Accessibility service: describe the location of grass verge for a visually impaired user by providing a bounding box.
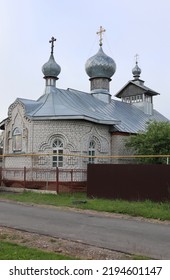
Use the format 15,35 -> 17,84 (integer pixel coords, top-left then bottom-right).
0,191 -> 170,220
0,240 -> 150,260
0,241 -> 74,260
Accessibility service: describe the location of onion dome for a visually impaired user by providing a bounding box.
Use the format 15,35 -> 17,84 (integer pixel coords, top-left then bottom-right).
42,53 -> 61,79
42,37 -> 61,80
132,61 -> 141,79
85,46 -> 116,79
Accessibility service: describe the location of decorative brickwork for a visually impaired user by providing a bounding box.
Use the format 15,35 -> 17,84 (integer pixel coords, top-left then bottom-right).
111,133 -> 134,164
3,102 -> 113,169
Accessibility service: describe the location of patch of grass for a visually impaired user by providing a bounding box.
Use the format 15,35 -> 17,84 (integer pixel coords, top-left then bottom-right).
85,198 -> 170,220
85,196 -> 170,221
132,255 -> 152,260
0,240 -> 150,260
0,191 -> 170,220
0,191 -> 85,207
0,241 -> 74,260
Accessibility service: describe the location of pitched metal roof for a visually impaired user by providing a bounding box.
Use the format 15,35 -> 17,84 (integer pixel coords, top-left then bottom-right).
108,99 -> 168,133
15,86 -> 169,134
19,87 -> 119,125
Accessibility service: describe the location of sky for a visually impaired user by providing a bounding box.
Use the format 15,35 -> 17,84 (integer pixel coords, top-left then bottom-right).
0,0 -> 170,122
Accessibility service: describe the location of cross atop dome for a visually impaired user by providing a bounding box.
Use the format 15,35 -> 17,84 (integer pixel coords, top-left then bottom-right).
85,27 -> 116,103
49,36 -> 56,54
134,53 -> 139,65
132,54 -> 141,80
96,26 -> 106,46
42,36 -> 61,84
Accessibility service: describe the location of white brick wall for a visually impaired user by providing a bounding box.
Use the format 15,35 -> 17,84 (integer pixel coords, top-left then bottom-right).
111,133 -> 134,164
31,120 -> 111,169
3,101 -> 135,169
4,102 -> 112,169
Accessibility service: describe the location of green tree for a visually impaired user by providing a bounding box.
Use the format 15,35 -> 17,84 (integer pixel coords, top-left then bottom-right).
125,121 -> 170,164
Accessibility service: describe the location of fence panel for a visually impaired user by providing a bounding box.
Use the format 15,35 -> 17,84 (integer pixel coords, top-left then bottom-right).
87,164 -> 170,201
0,167 -> 87,192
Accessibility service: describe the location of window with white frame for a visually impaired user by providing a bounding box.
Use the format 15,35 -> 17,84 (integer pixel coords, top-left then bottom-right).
52,139 -> 63,167
12,128 -> 22,152
88,140 -> 96,164
125,97 -> 130,103
136,95 -> 143,102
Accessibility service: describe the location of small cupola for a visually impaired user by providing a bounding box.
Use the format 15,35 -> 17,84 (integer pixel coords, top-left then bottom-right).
115,55 -> 160,115
132,60 -> 141,80
85,26 -> 116,103
42,37 -> 61,88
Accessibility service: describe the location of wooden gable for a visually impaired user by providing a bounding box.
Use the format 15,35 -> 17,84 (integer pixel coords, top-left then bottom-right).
116,82 -> 145,98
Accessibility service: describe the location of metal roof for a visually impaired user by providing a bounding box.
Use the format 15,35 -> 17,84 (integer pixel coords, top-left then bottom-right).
19,87 -> 119,125
15,86 -> 169,134
108,99 -> 168,133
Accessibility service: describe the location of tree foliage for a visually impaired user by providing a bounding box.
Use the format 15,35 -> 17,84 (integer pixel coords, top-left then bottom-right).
125,121 -> 170,164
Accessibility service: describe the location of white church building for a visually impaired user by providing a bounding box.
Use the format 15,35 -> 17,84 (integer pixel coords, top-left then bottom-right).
0,28 -> 169,171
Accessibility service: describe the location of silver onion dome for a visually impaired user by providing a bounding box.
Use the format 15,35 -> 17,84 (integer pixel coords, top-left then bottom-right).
42,53 -> 61,79
132,61 -> 141,79
85,47 -> 116,79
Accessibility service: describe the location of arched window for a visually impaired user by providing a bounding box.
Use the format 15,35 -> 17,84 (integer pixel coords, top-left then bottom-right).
88,140 -> 95,164
12,128 -> 22,152
52,139 -> 63,167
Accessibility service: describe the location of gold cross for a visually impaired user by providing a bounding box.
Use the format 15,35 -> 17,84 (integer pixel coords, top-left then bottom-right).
96,26 -> 106,46
49,36 -> 56,54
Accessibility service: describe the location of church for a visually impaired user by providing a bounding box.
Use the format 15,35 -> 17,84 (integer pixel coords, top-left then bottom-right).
0,27 -> 169,171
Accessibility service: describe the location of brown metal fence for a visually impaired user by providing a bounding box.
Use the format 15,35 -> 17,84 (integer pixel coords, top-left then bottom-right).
1,153 -> 170,197
0,167 -> 87,193
87,164 -> 170,201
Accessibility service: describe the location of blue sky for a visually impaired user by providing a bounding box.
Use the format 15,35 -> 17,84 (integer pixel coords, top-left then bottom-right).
0,0 -> 170,121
